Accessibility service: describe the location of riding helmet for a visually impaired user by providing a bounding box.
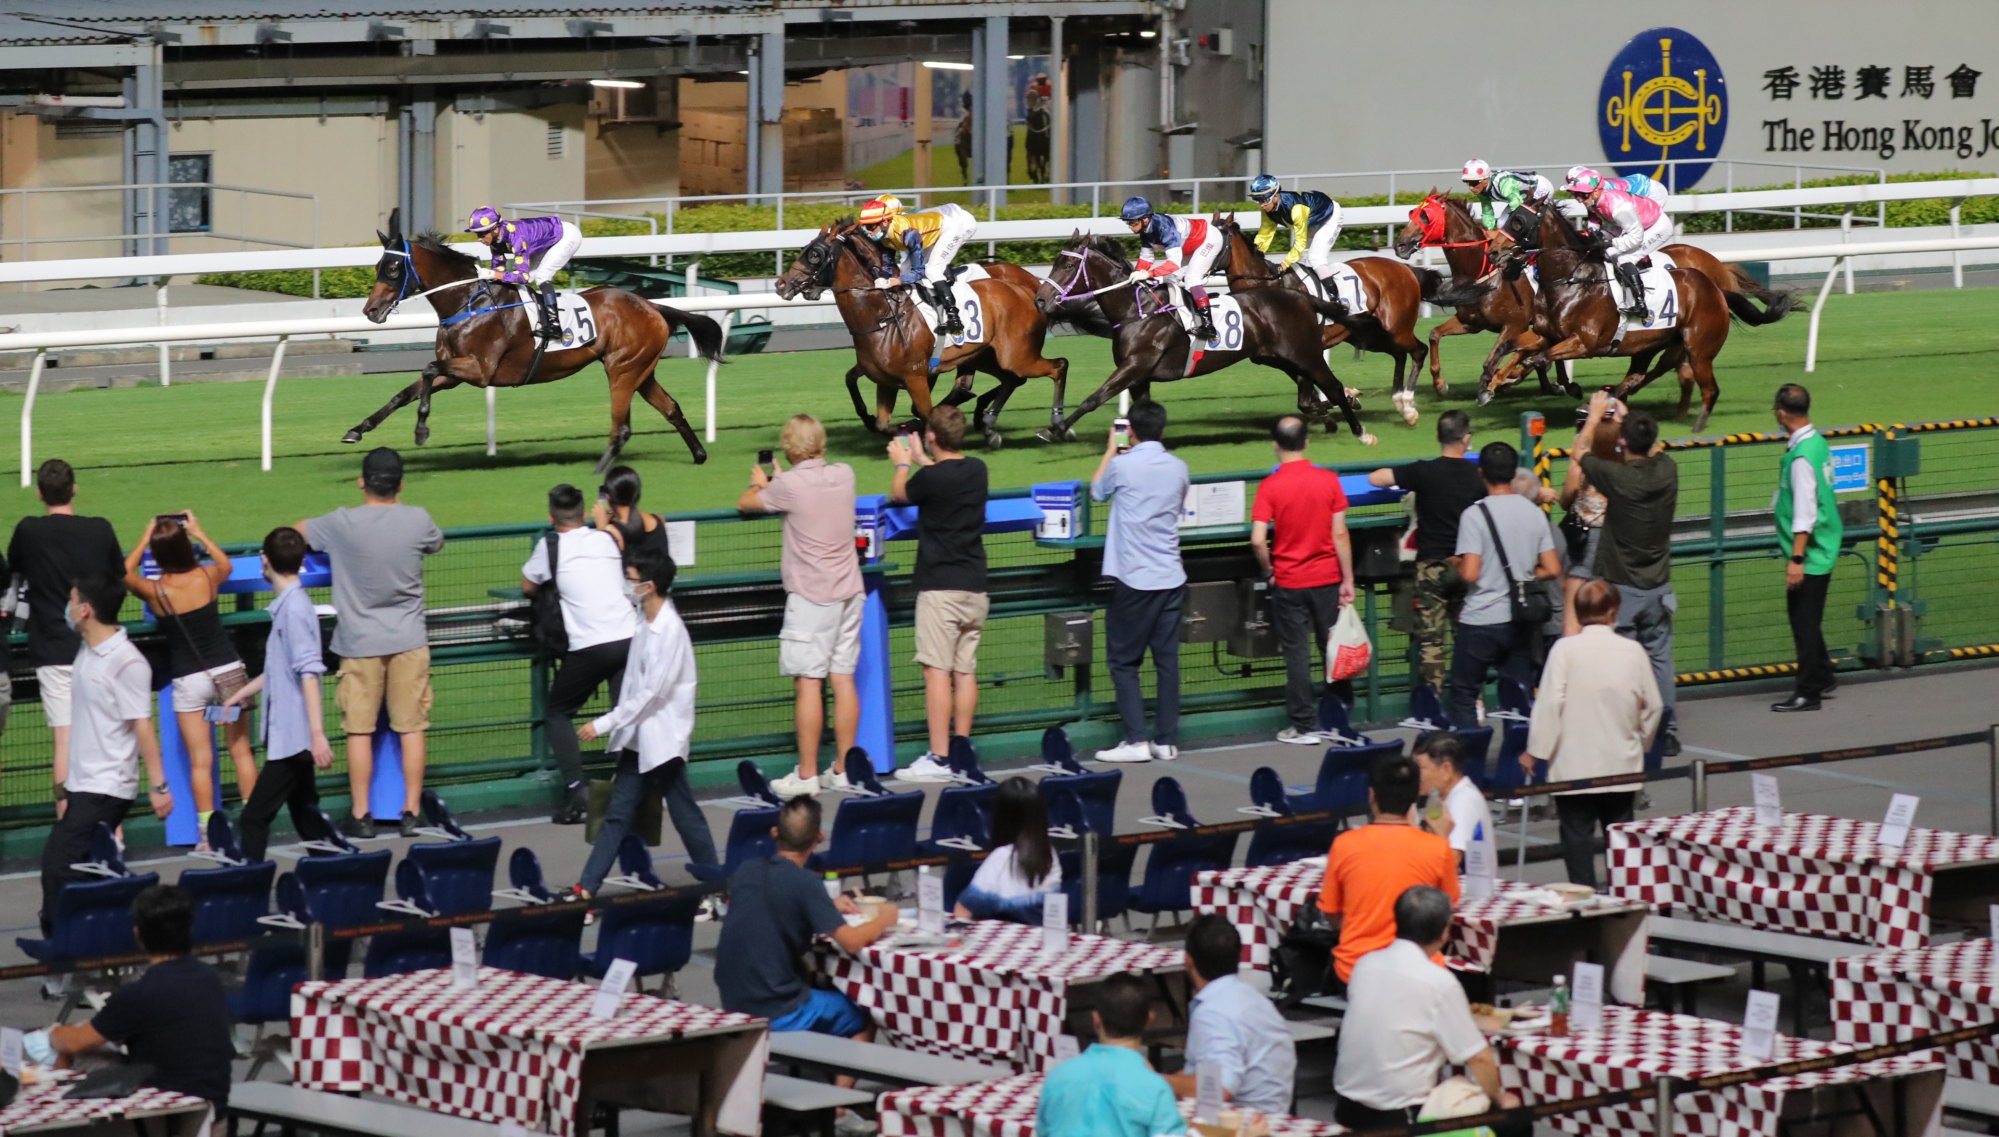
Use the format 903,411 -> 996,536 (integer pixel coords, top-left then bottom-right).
1459,158 -> 1491,184
1119,196 -> 1154,223
464,206 -> 503,233
1248,174 -> 1281,201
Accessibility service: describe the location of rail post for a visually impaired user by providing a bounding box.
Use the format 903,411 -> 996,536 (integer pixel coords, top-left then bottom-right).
1654,1074 -> 1677,1137
258,334 -> 290,471
1803,255 -> 1844,373
19,348 -> 45,488
1950,199 -> 1966,289
307,921 -> 326,982
1988,724 -> 1997,837
484,387 -> 498,457
1522,413 -> 1549,509
1708,446 -> 1728,669
1690,758 -> 1708,814
1081,830 -> 1100,934
1872,427 -> 1902,665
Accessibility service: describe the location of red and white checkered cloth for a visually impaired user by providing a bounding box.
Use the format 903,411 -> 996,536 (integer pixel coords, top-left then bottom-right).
817,921 -> 1183,1072
1607,807 -> 1999,949
292,967 -> 764,1135
1832,938 -> 1999,1084
1191,863 -> 1644,976
0,1072 -> 209,1134
877,1073 -> 1347,1137
1501,1005 -> 1942,1137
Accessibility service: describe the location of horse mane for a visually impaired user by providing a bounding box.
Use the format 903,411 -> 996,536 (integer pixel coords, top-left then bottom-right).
1537,199 -> 1584,249
409,232 -> 477,266
1086,235 -> 1132,272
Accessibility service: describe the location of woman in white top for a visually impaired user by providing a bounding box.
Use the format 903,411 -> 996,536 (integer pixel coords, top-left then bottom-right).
953,777 -> 1062,923
1520,579 -> 1662,888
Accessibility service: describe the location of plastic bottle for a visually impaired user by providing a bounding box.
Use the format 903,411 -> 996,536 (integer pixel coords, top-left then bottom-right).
824,871 -> 842,901
1550,975 -> 1571,1037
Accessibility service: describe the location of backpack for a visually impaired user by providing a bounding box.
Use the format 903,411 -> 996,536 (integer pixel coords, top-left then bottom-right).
527,531 -> 568,658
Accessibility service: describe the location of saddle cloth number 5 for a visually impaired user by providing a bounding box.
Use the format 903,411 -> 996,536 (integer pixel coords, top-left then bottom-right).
569,301 -> 596,344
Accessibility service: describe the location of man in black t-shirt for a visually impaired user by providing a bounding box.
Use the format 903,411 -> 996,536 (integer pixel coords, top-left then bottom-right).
1369,411 -> 1485,692
888,406 -> 988,781
49,884 -> 234,1110
7,459 -> 124,803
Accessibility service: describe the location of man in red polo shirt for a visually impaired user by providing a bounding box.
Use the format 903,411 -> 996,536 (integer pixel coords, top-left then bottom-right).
1251,415 -> 1356,744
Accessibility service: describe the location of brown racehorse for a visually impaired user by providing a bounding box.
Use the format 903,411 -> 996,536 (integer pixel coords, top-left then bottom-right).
1213,214 -> 1434,426
352,208 -> 720,471
1484,203 -> 1731,432
1033,232 -> 1375,445
773,219 -> 1068,447
1393,191 -> 1568,398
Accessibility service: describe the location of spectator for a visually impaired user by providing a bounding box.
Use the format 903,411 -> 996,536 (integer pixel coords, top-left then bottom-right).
1558,410 -> 1610,637
1449,442 -> 1560,727
1317,752 -> 1459,986
1035,972 -> 1185,1137
8,459 -> 122,803
1333,886 -> 1523,1132
574,546 -> 720,894
1577,392 -> 1680,753
523,484 -> 637,824
1771,383 -> 1842,713
1024,90 -> 1052,183
223,528 -> 335,862
47,884 -> 233,1111
1412,731 -> 1493,869
1251,415 -> 1355,745
953,776 -> 1062,922
1369,410 -> 1483,691
301,447 -> 444,840
1523,580 -> 1662,888
888,406 -> 988,782
1163,915 -> 1297,1116
121,512 -> 253,843
594,465 -> 672,560
40,575 -> 171,937
715,795 -> 895,1136
1089,400 -> 1190,764
740,416 -> 865,797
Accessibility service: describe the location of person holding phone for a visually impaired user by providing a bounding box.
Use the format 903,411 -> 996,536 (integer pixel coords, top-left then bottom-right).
1088,400 -> 1188,763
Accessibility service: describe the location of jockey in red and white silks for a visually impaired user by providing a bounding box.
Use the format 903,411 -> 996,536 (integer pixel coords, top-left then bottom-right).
1120,196 -> 1226,341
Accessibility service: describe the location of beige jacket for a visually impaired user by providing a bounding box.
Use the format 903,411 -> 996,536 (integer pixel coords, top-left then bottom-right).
1526,625 -> 1662,795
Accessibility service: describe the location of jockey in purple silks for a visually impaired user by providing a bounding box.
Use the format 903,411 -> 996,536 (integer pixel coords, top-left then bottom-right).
464,207 -> 584,340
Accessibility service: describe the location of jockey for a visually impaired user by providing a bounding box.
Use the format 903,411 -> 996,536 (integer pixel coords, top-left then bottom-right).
464,206 -> 583,341
1119,195 -> 1225,341
1565,171 -> 1676,318
1460,159 -> 1554,234
1247,174 -> 1345,296
858,194 -> 979,337
1566,165 -> 1669,207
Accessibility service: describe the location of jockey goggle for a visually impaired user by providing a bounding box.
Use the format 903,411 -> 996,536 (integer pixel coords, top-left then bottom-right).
1124,216 -> 1150,233
1256,195 -> 1283,212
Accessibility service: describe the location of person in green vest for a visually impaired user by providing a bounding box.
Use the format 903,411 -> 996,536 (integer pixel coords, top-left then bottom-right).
1771,383 -> 1842,712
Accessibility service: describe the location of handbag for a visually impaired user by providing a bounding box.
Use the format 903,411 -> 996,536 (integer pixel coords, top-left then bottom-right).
155,582 -> 249,705
1558,509 -> 1591,564
1477,502 -> 1554,629
527,530 -> 569,659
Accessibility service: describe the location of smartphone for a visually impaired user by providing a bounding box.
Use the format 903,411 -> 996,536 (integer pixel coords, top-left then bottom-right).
1112,417 -> 1132,453
204,704 -> 241,724
156,512 -> 189,525
757,448 -> 774,466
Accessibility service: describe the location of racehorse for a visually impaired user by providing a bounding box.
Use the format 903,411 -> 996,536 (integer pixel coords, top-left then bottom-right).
353,208 -> 722,472
1482,203 -> 1731,432
773,219 -> 1068,447
1033,231 -> 1375,445
1213,213 -> 1434,426
1392,191 -> 1565,398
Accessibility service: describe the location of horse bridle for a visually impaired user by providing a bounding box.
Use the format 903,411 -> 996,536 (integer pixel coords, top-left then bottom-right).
1409,200 -> 1492,275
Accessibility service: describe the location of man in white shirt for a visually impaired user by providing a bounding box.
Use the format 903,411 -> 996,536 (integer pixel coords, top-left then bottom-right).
1164,915 -> 1296,1116
1334,886 -> 1522,1132
572,546 -> 718,895
39,575 -> 171,935
1412,732 -> 1494,870
523,484 -> 639,824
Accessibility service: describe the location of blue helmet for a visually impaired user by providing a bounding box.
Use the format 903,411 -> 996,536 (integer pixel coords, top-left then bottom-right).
1119,196 -> 1154,223
1248,175 -> 1280,201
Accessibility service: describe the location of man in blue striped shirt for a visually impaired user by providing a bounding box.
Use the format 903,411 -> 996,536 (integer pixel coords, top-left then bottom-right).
225,527 -> 333,861
1089,400 -> 1190,764
1165,915 -> 1297,1116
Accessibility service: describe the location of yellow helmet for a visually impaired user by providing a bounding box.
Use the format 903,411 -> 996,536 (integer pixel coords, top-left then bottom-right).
875,194 -> 907,216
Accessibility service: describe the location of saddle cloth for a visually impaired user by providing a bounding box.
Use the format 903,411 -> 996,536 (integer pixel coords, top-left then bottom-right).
1615,252 -> 1680,332
516,287 -> 600,347
912,263 -> 992,346
1315,262 -> 1369,317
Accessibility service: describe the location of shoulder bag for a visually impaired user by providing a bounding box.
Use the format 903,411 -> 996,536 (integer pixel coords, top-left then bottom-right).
155,578 -> 249,705
1477,501 -> 1554,629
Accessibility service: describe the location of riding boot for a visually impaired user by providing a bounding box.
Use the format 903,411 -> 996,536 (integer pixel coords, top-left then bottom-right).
1614,262 -> 1648,318
536,282 -> 562,340
932,281 -> 964,337
1191,294 -> 1218,342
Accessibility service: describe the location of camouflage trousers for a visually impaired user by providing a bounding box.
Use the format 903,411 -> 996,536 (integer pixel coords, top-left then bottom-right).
1412,558 -> 1464,690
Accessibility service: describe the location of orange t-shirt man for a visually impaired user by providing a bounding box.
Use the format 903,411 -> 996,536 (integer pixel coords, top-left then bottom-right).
1318,820 -> 1460,983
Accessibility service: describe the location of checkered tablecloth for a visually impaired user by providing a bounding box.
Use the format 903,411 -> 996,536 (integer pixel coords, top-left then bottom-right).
816,920 -> 1183,1072
1501,1005 -> 1943,1137
1192,863 -> 1646,979
1832,938 -> 1999,1084
292,967 -> 767,1136
0,1072 -> 209,1135
877,1073 -> 1347,1137
1607,807 -> 1999,949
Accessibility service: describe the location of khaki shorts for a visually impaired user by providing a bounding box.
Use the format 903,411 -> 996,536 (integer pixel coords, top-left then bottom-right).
913,590 -> 988,674
336,647 -> 433,735
779,593 -> 864,680
36,665 -> 72,728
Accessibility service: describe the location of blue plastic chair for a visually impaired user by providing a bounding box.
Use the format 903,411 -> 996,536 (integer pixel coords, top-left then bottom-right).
609,833 -> 667,890
403,837 -> 501,916
286,848 -> 392,977
1034,726 -> 1084,774
1129,829 -> 1241,927
1048,789 -> 1135,929
1296,739 -> 1402,815
484,908 -> 586,981
1495,677 -> 1534,721
362,926 -> 453,978
1404,683 -> 1449,730
815,790 -> 924,872
1142,777 -> 1199,829
229,938 -> 312,1078
581,894 -> 702,995
202,811 -> 248,864
179,860 -> 276,945
690,805 -> 780,883
1314,693 -> 1373,746
503,847 -> 558,904
1037,769 -> 1121,837
736,760 -> 783,807
1452,726 -> 1496,788
946,735 -> 992,785
1244,769 -> 1340,867
18,872 -> 160,962
921,783 -> 999,854
843,747 -> 889,796
1488,721 -> 1547,796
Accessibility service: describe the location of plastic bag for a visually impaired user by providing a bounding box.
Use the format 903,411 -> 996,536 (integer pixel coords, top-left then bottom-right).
1327,604 -> 1373,682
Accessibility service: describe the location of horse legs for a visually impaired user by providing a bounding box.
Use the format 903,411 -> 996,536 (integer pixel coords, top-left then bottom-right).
1686,354 -> 1719,434
414,358 -> 475,447
970,372 -> 1026,449
844,366 -> 878,433
1475,335 -> 1521,406
632,373 -> 709,466
1039,361 -> 1151,442
592,374 -> 641,476
872,381 -> 902,435
1427,315 -> 1471,394
342,379 -> 424,444
1296,359 -> 1374,445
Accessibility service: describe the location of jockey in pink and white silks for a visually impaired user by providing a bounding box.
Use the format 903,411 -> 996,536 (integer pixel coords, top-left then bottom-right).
465,206 -> 584,340
1565,172 -> 1676,318
1566,165 -> 1669,208
1120,196 -> 1226,341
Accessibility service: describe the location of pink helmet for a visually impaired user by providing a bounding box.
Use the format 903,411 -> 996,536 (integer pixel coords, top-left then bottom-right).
1566,165 -> 1601,185
1564,172 -> 1603,196
1460,158 -> 1492,184
464,205 -> 504,233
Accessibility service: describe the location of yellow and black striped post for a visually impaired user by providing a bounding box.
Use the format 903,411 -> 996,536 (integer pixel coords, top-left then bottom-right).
1876,428 -> 1901,612
1523,412 -> 1550,512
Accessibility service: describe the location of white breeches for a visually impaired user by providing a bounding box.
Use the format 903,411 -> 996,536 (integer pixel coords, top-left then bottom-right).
1613,215 -> 1677,265
1175,224 -> 1227,288
1303,210 -> 1344,277
527,221 -> 584,286
919,203 -> 978,285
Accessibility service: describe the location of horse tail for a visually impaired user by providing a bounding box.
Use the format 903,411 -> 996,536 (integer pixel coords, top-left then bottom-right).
1411,266 -> 1447,302
1308,296 -> 1354,325
1429,278 -> 1494,310
1719,273 -> 1798,326
665,307 -> 727,362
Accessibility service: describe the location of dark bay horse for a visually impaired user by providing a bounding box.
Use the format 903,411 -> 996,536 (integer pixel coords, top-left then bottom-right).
1033,232 -> 1375,445
1393,191 -> 1565,398
773,219 -> 1068,447
353,208 -> 722,471
1213,214 -> 1434,426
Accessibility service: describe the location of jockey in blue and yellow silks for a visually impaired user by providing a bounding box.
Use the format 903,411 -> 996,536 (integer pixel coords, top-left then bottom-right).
1248,174 -> 1346,293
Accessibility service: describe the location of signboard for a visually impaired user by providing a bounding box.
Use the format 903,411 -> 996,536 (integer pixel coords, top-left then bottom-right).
1830,445 -> 1871,494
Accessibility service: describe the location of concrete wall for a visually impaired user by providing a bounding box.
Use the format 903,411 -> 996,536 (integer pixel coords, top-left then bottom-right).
165,114 -> 395,248
0,115 -> 126,261
585,126 -> 681,208
438,103 -> 586,225
1266,0 -> 1999,193
1171,0 -> 1267,184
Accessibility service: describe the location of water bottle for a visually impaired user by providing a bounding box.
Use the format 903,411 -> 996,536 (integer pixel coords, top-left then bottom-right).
824,871 -> 842,901
1550,975 -> 1571,1037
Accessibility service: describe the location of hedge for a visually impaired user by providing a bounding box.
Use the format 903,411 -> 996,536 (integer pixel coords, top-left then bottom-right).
197,171 -> 1997,300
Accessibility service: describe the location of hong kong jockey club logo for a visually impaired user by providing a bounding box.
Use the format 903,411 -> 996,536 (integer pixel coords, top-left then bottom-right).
1600,27 -> 1728,191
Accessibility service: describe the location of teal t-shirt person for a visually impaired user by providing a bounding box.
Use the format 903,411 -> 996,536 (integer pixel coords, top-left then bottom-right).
1774,426 -> 1841,575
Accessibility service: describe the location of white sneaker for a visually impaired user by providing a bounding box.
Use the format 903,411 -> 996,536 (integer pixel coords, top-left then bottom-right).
819,767 -> 851,792
769,772 -> 819,799
1275,726 -> 1322,745
1094,740 -> 1153,764
898,755 -> 956,783
1149,742 -> 1180,761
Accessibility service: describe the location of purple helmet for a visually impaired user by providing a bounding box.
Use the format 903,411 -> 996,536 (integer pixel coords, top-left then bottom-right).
464,206 -> 503,233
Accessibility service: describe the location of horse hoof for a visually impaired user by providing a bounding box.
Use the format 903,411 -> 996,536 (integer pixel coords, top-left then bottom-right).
413,425 -> 430,447
692,448 -> 709,466
1401,406 -> 1420,427
1035,428 -> 1058,444
1062,426 -> 1079,442
985,431 -> 1004,451
1565,383 -> 1585,399
1475,389 -> 1494,407
1358,432 -> 1380,447
340,430 -> 363,445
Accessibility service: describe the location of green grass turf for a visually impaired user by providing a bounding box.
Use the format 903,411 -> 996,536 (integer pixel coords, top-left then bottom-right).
13,284 -> 1995,546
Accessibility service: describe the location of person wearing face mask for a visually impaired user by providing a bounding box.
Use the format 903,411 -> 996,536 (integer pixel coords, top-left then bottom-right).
570,546 -> 720,905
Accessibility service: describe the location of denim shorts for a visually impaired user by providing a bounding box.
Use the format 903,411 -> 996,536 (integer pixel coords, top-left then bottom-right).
769,988 -> 868,1037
